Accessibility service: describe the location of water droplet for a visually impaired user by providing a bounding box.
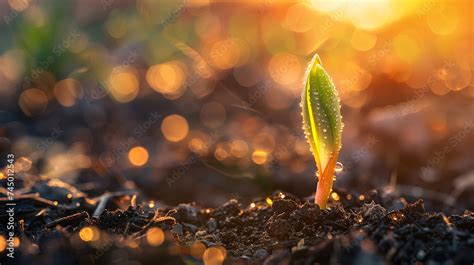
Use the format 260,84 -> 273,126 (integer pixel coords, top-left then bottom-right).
335,162 -> 343,173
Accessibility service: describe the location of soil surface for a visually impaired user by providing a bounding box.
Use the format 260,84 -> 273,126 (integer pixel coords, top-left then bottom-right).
2,180 -> 473,265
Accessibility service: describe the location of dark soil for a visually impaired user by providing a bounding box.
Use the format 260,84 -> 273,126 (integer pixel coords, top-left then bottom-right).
2,181 -> 473,265
165,191 -> 474,265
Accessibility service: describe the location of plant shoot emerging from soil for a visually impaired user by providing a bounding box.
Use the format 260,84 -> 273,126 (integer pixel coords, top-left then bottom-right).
301,54 -> 343,209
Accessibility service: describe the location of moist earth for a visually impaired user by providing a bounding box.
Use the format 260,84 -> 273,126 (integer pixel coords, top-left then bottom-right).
3,186 -> 473,265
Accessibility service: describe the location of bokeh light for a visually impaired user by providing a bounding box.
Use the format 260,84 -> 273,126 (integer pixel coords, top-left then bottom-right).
209,39 -> 241,70
146,227 -> 165,246
252,150 -> 267,165
161,114 -> 189,142
79,227 -> 100,242
19,88 -> 48,117
147,61 -> 186,99
191,242 -> 206,259
203,246 -> 226,265
108,68 -> 140,103
54,78 -> 83,107
128,146 -> 149,166
230,140 -> 249,158
0,235 -> 5,252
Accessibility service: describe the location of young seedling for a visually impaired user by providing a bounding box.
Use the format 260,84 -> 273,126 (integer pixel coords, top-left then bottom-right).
301,54 -> 343,209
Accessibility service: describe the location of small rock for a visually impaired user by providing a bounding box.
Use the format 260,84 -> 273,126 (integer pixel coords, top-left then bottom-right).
182,222 -> 198,233
402,199 -> 425,218
172,223 -> 183,236
174,204 -> 199,223
272,199 -> 298,215
266,218 -> 291,240
207,218 -> 217,232
254,249 -> 269,260
195,230 -> 207,237
360,201 -> 387,223
299,202 -> 321,224
416,249 -> 426,260
212,199 -> 241,220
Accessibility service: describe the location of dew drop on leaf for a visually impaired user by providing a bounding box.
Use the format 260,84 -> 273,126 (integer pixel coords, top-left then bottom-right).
335,162 -> 343,173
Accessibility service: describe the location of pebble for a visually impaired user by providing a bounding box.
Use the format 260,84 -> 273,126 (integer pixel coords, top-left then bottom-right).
254,249 -> 269,260
360,201 -> 387,223
195,230 -> 207,237
267,218 -> 291,240
172,223 -> 183,236
207,218 -> 217,232
182,222 -> 198,233
272,199 -> 298,215
212,199 -> 241,220
174,204 -> 198,223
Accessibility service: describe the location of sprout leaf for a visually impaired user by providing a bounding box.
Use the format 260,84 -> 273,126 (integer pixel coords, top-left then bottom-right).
301,54 -> 343,208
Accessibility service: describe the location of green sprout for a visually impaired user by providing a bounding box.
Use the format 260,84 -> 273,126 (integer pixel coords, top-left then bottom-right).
301,54 -> 343,209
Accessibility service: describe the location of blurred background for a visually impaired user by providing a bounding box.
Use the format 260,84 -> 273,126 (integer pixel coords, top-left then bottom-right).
0,0 -> 473,213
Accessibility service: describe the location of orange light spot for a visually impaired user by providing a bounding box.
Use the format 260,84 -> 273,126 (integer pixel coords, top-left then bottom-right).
188,138 -> 207,155
128,146 -> 149,166
214,147 -> 229,161
79,227 -> 100,242
203,246 -> 226,265
146,62 -> 186,99
0,235 -> 6,252
190,242 -> 206,259
161,114 -> 189,142
252,150 -> 267,165
230,140 -> 249,158
146,227 -> 165,246
13,237 -> 20,247
209,39 -> 241,69
109,68 -> 139,103
19,88 -> 48,117
54,78 -> 82,107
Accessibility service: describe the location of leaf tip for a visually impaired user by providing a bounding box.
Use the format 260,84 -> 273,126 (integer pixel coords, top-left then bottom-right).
313,53 -> 323,66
